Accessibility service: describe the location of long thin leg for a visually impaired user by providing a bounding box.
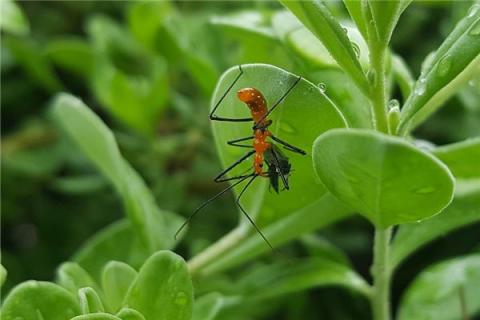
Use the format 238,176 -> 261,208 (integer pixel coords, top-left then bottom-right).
270,147 -> 289,190
236,174 -> 274,250
210,65 -> 253,122
175,174 -> 255,239
227,136 -> 253,148
214,150 -> 255,182
271,135 -> 306,155
253,75 -> 302,129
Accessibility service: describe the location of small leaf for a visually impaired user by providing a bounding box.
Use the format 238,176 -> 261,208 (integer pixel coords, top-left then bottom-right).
192,293 -> 225,320
237,258 -> 370,301
313,129 -> 455,227
391,182 -> 480,269
116,308 -> 146,320
433,137 -> 480,179
102,261 -> 138,313
398,254 -> 480,320
79,287 -> 105,314
0,0 -> 30,36
342,0 -> 369,41
57,262 -> 100,296
280,0 -> 370,94
45,38 -> 94,78
367,0 -> 412,45
398,6 -> 480,134
71,314 -> 122,320
52,93 -> 183,253
125,251 -> 193,320
1,281 -> 80,320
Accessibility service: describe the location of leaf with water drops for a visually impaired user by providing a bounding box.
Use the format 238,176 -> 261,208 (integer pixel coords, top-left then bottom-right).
1,281 -> 80,320
102,261 -> 138,313
312,129 -> 455,227
398,254 -> 480,320
398,4 -> 480,134
124,251 -> 193,320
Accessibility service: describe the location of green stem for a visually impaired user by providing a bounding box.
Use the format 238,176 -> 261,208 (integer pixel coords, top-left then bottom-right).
369,43 -> 389,133
371,227 -> 392,320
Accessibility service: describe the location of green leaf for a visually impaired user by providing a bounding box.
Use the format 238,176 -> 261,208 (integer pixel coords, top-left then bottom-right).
398,254 -> 480,320
125,251 -> 193,320
367,0 -> 412,45
433,137 -> 480,179
79,287 -> 105,314
52,93 -> 183,254
194,193 -> 352,276
0,0 -> 29,36
1,281 -> 80,320
116,308 -> 146,320
192,293 -> 225,320
237,258 -> 371,301
57,262 -> 101,296
71,314 -> 122,320
0,264 -> 6,288
398,5 -> 480,134
102,261 -> 138,313
210,64 -> 346,229
73,219 -> 148,283
312,129 -> 455,227
45,38 -> 94,78
342,0 -> 369,41
211,10 -> 276,39
280,0 -> 370,94
391,182 -> 480,270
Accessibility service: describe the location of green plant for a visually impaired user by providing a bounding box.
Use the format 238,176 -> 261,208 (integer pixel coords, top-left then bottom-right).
1,1 -> 480,319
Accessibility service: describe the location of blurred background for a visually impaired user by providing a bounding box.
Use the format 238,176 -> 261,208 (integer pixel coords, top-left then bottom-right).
1,1 -> 479,318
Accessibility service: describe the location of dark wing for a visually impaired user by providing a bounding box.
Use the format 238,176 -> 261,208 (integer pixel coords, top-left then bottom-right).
265,144 -> 292,193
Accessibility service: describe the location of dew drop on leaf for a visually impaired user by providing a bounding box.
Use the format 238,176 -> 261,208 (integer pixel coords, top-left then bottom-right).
317,82 -> 326,93
342,27 -> 348,34
350,42 -> 360,58
174,291 -> 188,306
388,99 -> 400,110
437,55 -> 452,76
414,78 -> 427,96
413,186 -> 436,194
367,69 -> 376,85
467,4 -> 480,18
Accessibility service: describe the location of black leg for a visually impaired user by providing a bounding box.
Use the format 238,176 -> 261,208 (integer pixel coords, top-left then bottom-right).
210,65 -> 253,122
227,136 -> 253,148
270,148 -> 290,190
214,150 -> 255,182
236,174 -> 274,250
271,135 -> 306,155
175,173 -> 255,239
253,76 -> 302,129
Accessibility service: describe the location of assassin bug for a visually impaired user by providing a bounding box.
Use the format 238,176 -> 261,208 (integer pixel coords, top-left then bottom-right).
175,65 -> 306,248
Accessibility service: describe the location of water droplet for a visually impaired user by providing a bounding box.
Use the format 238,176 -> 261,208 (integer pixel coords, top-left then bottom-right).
414,186 -> 436,194
351,42 -> 360,58
342,27 -> 348,34
388,99 -> 400,110
174,292 -> 188,306
279,122 -> 296,134
437,55 -> 452,76
414,78 -> 427,96
469,20 -> 480,35
367,69 -> 376,85
467,4 -> 480,18
317,82 -> 326,93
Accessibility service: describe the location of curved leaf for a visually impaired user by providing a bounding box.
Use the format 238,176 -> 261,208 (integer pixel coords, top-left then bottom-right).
313,129 -> 455,227
192,293 -> 225,320
71,314 -> 122,320
398,5 -> 480,134
398,254 -> 480,320
1,264 -> 7,288
433,137 -> 480,179
125,251 -> 193,320
57,262 -> 100,296
280,0 -> 370,94
368,0 -> 412,45
79,287 -> 105,314
116,308 -> 146,320
1,281 -> 80,320
102,261 -> 138,313
342,0 -> 369,41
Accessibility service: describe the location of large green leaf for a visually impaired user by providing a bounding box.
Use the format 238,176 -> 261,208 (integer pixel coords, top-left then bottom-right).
391,182 -> 480,270
102,261 -> 138,313
280,0 -> 370,95
398,5 -> 480,134
52,94 -> 183,254
398,254 -> 480,320
125,251 -> 193,320
313,129 -> 455,227
210,64 -> 346,229
367,0 -> 412,46
57,262 -> 101,296
433,137 -> 480,179
1,281 -> 80,320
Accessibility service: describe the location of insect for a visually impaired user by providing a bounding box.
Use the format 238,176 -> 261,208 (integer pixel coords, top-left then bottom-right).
175,65 -> 306,248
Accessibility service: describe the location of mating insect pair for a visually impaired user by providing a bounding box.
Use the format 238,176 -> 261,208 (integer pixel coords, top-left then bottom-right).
175,65 -> 305,249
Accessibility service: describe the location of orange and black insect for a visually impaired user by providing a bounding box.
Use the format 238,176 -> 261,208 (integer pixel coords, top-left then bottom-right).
175,65 -> 305,248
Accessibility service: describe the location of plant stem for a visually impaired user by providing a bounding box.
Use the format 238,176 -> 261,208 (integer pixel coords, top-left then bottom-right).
187,225 -> 248,277
371,227 -> 392,320
369,43 -> 389,133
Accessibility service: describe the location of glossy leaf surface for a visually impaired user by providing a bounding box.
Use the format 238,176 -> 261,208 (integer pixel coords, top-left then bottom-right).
102,261 -> 138,313
79,287 -> 105,314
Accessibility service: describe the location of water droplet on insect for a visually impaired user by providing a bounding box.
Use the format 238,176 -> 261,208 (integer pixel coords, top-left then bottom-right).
414,78 -> 427,96
467,4 -> 480,18
351,42 -> 360,58
437,55 -> 452,76
469,20 -> 480,35
414,186 -> 436,194
174,291 -> 188,306
317,82 -> 326,93
367,69 -> 376,85
279,122 -> 296,134
388,99 -> 400,110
